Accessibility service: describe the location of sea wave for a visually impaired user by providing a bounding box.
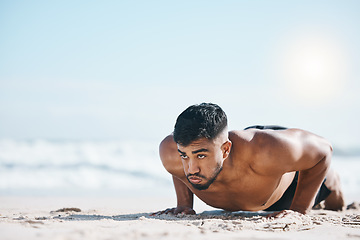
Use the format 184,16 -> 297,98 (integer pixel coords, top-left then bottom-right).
0,139 -> 359,199
0,139 -> 171,196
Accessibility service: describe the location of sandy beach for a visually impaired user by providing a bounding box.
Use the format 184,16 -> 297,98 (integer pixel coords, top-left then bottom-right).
1,140 -> 359,239
1,196 -> 359,240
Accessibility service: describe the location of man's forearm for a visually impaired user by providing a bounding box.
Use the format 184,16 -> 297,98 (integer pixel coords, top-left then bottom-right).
290,155 -> 331,214
173,175 -> 194,208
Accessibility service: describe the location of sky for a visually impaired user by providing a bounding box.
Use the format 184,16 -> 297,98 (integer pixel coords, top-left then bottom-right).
0,0 -> 359,149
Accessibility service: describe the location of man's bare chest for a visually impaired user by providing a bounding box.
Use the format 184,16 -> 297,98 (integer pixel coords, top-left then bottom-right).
184,172 -> 295,211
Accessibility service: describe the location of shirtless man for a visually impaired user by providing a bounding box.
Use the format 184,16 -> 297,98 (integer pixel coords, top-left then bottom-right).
155,103 -> 345,216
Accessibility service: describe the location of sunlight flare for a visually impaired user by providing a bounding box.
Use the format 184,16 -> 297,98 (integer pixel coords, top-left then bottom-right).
280,33 -> 348,104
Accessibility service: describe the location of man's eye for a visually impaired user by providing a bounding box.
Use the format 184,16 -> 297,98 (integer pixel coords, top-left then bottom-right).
197,155 -> 206,159
180,155 -> 188,159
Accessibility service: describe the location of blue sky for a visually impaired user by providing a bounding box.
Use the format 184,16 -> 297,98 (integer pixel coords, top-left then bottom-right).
0,1 -> 359,148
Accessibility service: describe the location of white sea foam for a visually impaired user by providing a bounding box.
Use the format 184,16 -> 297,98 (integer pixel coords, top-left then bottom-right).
0,139 -> 359,200
0,139 -> 172,196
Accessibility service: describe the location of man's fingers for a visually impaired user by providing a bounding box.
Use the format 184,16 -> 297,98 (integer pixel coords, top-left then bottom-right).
150,208 -> 176,216
164,208 -> 175,214
149,209 -> 166,216
173,208 -> 182,214
151,207 -> 196,216
266,210 -> 303,218
149,211 -> 161,216
182,208 -> 196,215
266,210 -> 289,218
174,207 -> 196,215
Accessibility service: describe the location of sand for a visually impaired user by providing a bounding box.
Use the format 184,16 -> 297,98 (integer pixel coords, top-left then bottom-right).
0,196 -> 359,240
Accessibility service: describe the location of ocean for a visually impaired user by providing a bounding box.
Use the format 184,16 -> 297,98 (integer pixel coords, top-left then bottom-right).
0,139 -> 359,201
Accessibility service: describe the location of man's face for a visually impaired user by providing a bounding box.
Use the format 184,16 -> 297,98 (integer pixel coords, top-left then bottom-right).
177,138 -> 226,191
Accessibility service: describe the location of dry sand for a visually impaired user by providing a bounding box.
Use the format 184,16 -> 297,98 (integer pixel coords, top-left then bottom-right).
0,196 -> 359,240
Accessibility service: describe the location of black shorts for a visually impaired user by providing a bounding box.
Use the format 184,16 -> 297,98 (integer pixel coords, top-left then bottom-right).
265,171 -> 331,211
245,125 -> 332,211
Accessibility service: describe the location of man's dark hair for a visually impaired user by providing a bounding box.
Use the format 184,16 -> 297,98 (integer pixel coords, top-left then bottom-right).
173,103 -> 228,146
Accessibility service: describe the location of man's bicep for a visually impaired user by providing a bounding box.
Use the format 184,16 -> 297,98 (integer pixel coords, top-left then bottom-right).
294,133 -> 332,169
159,135 -> 185,176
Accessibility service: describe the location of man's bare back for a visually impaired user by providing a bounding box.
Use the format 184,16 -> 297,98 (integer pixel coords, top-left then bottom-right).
154,103 -> 344,216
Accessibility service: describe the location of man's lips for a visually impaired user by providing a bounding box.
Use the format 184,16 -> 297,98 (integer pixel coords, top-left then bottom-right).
188,177 -> 202,184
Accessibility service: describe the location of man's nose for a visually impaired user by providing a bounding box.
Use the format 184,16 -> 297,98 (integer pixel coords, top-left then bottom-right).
188,159 -> 200,174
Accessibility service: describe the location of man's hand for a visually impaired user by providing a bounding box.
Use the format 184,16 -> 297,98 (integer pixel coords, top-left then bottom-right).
150,206 -> 196,216
266,209 -> 304,218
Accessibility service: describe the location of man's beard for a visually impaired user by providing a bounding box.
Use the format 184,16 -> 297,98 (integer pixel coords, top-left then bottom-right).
186,164 -> 223,191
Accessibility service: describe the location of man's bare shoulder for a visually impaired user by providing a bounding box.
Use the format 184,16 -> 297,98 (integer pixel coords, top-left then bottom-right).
159,135 -> 185,177
239,128 -> 331,171
229,129 -> 255,141
228,128 -> 315,174
231,128 -> 308,146
246,128 -> 331,154
228,128 -> 291,148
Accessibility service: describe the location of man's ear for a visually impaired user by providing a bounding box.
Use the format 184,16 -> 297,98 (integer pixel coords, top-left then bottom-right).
222,140 -> 232,159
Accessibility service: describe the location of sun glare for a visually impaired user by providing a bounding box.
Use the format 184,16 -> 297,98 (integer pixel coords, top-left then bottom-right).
279,33 -> 347,105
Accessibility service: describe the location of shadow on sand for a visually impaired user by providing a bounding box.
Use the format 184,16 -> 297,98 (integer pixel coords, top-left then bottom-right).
54,210 -> 272,222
